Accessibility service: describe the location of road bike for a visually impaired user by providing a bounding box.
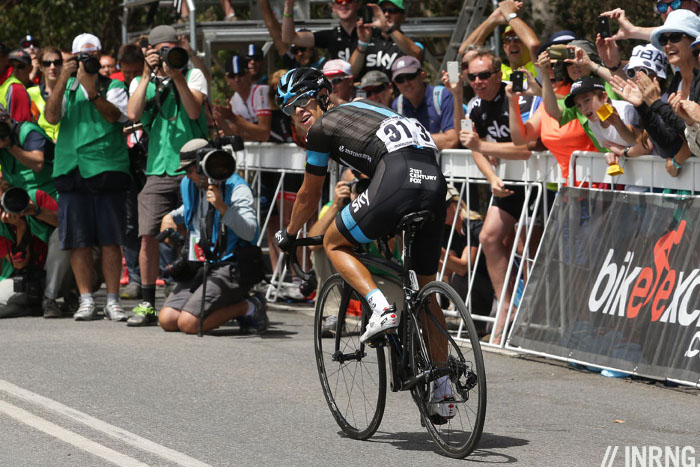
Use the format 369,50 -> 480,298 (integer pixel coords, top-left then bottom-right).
289,210 -> 486,458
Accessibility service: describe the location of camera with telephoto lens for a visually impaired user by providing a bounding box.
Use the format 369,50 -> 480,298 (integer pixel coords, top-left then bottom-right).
195,136 -> 244,182
156,228 -> 201,281
158,46 -> 189,70
1,187 -> 31,214
71,52 -> 101,74
13,268 -> 45,305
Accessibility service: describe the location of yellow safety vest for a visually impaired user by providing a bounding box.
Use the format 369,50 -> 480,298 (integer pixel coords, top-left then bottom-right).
501,61 -> 539,82
0,73 -> 22,110
27,86 -> 60,142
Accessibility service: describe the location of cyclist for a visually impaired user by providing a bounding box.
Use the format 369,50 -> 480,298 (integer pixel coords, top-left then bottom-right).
274,67 -> 455,420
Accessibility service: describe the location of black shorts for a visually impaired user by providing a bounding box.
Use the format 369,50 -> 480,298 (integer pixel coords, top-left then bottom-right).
335,149 -> 447,275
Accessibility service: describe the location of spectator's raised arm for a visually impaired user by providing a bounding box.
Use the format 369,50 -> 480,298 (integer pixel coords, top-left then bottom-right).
282,0 -> 315,47
497,0 -> 540,60
600,8 -> 657,42
537,51 -> 562,121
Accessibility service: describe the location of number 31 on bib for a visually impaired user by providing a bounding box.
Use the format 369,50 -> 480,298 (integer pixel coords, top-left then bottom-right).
376,117 -> 437,153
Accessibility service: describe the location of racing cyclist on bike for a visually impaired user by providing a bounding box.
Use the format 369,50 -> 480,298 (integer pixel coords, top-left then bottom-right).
274,68 -> 455,420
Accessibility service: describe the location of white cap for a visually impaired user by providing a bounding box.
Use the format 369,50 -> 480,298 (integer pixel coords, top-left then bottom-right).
624,44 -> 669,80
322,59 -> 352,77
72,33 -> 101,54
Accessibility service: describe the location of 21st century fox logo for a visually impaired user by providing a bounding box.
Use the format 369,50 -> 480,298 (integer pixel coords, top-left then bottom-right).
601,445 -> 697,467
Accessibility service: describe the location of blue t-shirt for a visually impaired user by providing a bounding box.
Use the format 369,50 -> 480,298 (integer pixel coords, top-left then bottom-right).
392,85 -> 455,134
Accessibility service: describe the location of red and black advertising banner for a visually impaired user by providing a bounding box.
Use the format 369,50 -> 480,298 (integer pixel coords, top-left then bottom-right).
509,187 -> 700,386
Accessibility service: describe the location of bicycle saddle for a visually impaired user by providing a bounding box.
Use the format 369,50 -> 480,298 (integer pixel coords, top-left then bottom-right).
397,210 -> 435,233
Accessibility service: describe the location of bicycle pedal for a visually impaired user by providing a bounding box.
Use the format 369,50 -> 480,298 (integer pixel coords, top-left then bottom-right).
366,335 -> 387,348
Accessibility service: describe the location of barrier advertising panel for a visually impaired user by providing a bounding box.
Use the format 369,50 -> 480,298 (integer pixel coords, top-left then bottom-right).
509,187 -> 700,386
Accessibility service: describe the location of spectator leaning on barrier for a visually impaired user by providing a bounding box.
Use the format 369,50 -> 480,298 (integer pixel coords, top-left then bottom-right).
323,59 -> 355,105
282,0 -> 360,62
0,42 -> 32,124
391,56 -> 458,150
44,33 -> 131,322
157,138 -> 268,335
350,0 -> 423,80
458,49 -> 532,346
460,0 -> 541,81
360,70 -> 394,107
213,55 -> 272,142
245,44 -> 267,85
126,24 -> 209,326
27,47 -> 63,142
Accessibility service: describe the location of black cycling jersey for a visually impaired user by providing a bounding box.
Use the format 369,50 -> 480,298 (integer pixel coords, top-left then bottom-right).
469,82 -> 538,143
314,26 -> 358,62
360,29 -> 410,78
304,99 -> 437,177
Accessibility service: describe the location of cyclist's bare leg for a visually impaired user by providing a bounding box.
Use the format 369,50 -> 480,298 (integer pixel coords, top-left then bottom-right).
323,221 -> 377,298
417,274 -> 448,366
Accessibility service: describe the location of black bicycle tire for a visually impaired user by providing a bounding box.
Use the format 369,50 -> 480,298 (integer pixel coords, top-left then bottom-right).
409,280 -> 487,458
314,274 -> 387,440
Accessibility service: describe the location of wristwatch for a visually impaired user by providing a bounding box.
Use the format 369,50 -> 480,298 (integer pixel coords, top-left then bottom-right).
623,147 -> 630,158
506,12 -> 517,22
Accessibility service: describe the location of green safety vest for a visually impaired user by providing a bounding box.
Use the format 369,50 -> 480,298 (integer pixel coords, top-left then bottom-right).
135,69 -> 208,176
27,86 -> 60,141
53,77 -> 130,179
0,122 -> 57,198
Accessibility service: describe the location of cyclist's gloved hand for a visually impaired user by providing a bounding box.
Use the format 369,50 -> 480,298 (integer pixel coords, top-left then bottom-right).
275,229 -> 296,252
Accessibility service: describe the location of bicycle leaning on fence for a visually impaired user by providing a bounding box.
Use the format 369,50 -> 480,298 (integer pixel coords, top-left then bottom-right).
288,210 -> 487,458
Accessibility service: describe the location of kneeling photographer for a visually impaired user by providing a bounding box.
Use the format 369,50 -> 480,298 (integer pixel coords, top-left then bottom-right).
0,179 -> 63,318
157,138 -> 268,334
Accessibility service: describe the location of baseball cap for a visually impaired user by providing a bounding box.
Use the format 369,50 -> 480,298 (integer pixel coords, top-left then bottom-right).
445,185 -> 460,202
391,55 -> 421,80
20,35 -> 39,49
538,30 -> 578,55
625,44 -> 669,79
72,33 -> 101,54
226,55 -> 248,75
568,39 -> 601,65
360,70 -> 390,90
178,138 -> 209,172
322,59 -> 352,77
149,25 -> 178,46
650,9 -> 700,50
501,25 -> 516,38
564,76 -> 606,108
246,44 -> 264,60
379,0 -> 405,10
8,50 -> 31,66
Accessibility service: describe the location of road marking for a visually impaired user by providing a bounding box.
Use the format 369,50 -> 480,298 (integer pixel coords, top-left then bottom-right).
0,379 -> 211,467
0,399 -> 148,467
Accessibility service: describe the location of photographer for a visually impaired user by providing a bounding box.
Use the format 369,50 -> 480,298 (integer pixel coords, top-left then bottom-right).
126,25 -> 208,326
0,179 -> 62,318
44,33 -> 131,322
157,139 -> 268,334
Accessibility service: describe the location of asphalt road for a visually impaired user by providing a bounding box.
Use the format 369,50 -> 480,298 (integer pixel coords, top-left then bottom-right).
0,297 -> 698,467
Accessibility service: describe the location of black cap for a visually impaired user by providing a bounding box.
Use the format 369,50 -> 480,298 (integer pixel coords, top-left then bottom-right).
225,55 -> 248,76
245,44 -> 263,61
564,76 -> 606,108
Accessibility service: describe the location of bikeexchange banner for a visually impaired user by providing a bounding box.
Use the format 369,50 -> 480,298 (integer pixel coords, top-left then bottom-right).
509,187 -> 700,386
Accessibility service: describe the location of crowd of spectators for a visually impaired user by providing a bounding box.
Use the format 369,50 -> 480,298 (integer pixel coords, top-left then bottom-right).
0,0 -> 697,342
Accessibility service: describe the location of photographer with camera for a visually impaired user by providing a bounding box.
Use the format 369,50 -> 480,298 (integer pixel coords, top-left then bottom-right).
44,33 -> 131,322
126,25 -> 208,326
0,178 -> 62,318
157,138 -> 268,334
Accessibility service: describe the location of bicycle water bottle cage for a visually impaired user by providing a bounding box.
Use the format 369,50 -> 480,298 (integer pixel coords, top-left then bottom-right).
397,210 -> 434,233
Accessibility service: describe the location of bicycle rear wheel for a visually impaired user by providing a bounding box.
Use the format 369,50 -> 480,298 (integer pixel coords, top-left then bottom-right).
314,274 -> 386,440
409,281 -> 487,458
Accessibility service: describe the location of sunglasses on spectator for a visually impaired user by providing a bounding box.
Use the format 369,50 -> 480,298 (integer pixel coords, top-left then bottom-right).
381,6 -> 402,14
333,0 -> 356,5
626,67 -> 651,79
655,0 -> 682,14
394,71 -> 420,84
658,32 -> 694,46
41,59 -> 63,67
503,35 -> 521,43
291,46 -> 307,55
467,70 -> 496,81
21,41 -> 38,49
282,93 -> 314,116
330,76 -> 349,86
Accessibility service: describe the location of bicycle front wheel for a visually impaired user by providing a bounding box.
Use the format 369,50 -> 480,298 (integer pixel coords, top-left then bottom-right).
314,274 -> 387,440
409,281 -> 487,458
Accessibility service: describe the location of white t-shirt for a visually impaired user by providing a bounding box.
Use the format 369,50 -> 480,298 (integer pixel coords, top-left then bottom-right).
590,99 -> 640,148
229,84 -> 271,123
128,67 -> 208,98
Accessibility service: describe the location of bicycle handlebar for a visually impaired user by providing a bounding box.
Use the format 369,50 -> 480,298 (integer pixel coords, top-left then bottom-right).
287,235 -> 324,282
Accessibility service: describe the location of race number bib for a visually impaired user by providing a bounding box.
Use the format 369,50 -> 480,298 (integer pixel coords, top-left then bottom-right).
376,117 -> 437,153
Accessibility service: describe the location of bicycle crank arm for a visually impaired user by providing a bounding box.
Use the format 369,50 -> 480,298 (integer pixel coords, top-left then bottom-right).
401,367 -> 451,391
332,350 -> 365,363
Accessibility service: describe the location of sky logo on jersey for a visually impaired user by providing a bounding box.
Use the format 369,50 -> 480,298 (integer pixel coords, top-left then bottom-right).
366,51 -> 398,69
351,191 -> 370,213
409,167 -> 437,184
487,122 -> 511,140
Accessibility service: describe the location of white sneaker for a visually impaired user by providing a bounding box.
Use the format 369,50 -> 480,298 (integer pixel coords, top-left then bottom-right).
73,300 -> 97,321
104,302 -> 128,321
360,306 -> 398,343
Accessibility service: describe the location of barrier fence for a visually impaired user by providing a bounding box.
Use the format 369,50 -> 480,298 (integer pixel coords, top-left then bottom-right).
238,144 -> 700,386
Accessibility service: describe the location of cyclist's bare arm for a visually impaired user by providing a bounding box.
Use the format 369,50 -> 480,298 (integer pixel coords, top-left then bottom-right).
287,172 -> 326,235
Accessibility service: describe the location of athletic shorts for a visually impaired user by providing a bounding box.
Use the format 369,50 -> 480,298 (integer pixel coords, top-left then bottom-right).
163,264 -> 249,317
137,174 -> 184,237
335,148 -> 447,275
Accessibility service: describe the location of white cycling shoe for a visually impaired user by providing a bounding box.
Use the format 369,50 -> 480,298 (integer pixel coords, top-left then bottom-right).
360,306 -> 398,343
429,376 -> 456,424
